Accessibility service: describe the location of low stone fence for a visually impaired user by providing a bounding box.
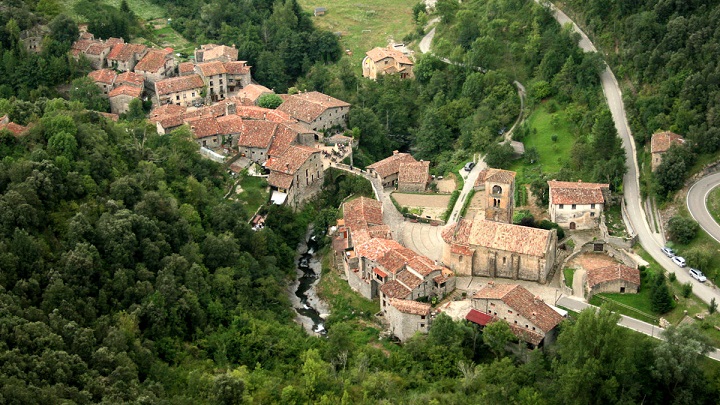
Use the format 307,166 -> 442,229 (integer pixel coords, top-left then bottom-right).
564,239 -> 639,268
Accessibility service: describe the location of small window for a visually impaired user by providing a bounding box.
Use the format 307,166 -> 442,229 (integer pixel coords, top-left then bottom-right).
421,315 -> 426,320
591,212 -> 595,217
514,320 -> 517,324
572,204 -> 577,209
591,203 -> 596,209
508,310 -> 512,314
420,323 -> 425,328
532,327 -> 536,331
210,81 -> 213,86
219,79 -> 223,84
503,257 -> 507,265
559,204 -> 564,209
490,302 -> 495,307
176,95 -> 180,100
192,92 -> 196,97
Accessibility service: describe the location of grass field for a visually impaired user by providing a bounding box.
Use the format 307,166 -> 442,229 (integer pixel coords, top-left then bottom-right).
709,187 -> 720,224
509,101 -> 575,174
237,175 -> 269,215
298,0 -> 418,67
59,0 -> 166,21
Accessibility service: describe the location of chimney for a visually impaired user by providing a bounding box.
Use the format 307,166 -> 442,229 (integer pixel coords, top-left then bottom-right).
393,150 -> 399,155
487,281 -> 494,287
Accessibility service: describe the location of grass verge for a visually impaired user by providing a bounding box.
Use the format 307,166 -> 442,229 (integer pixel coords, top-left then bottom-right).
709,187 -> 720,225
563,268 -> 574,288
237,175 -> 269,215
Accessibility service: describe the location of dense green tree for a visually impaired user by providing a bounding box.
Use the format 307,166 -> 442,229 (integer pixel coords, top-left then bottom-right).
651,273 -> 674,314
482,320 -> 515,358
70,77 -> 109,112
667,216 -> 699,244
256,93 -> 283,109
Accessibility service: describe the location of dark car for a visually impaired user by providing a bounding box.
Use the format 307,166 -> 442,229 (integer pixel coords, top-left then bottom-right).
463,162 -> 475,171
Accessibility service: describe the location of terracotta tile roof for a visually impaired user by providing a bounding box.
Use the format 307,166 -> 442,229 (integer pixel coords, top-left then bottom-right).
366,46 -> 413,65
186,116 -> 221,139
473,284 -> 563,334
368,225 -> 392,238
450,243 -> 474,256
276,91 -> 350,123
135,49 -> 169,72
367,152 -> 417,178
196,61 -> 226,77
105,38 -> 125,47
109,84 -> 142,98
155,74 -> 204,96
224,61 -> 251,74
651,131 -> 685,153
79,32 -> 94,40
116,71 -> 145,87
198,44 -> 238,62
445,219 -> 552,258
107,43 -> 146,62
586,264 -> 640,288
88,69 -> 117,85
72,39 -> 93,51
407,255 -> 440,276
377,246 -> 416,274
344,197 -> 384,228
399,160 -> 430,184
466,309 -> 494,326
237,84 -> 272,102
149,104 -> 186,122
389,298 -> 430,316
217,115 -> 244,135
178,62 -> 195,75
354,237 -> 404,262
475,168 -> 517,187
268,171 -> 293,189
85,41 -> 110,55
234,106 -> 294,123
0,121 -> 27,136
380,280 -> 411,299
548,181 -> 608,205
267,144 -> 318,175
267,124 -> 300,157
237,120 -> 278,148
373,267 -> 388,278
396,269 -> 423,290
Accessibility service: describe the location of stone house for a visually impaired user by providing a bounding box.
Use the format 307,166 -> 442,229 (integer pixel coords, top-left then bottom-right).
397,160 -> 430,192
115,71 -> 145,89
474,168 -> 516,224
224,61 -> 252,93
195,61 -> 228,102
366,151 -> 418,188
386,299 -> 432,341
134,49 -> 175,85
20,26 -> 49,53
237,120 -> 279,163
471,283 -> 563,347
650,131 -> 685,171
277,91 -> 350,132
88,69 -> 117,95
106,43 -> 147,72
0,115 -> 28,137
154,74 -> 205,107
585,264 -> 640,299
178,62 -> 196,76
362,46 -> 414,80
267,144 -> 323,207
194,44 -> 238,63
108,85 -> 142,115
442,219 -> 557,283
237,84 -> 274,105
71,38 -> 115,69
548,181 -> 609,230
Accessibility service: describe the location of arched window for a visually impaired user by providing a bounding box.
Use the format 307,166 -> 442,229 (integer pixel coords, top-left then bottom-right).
492,185 -> 503,194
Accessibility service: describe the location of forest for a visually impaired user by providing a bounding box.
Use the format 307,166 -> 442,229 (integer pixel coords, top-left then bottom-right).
560,0 -> 720,197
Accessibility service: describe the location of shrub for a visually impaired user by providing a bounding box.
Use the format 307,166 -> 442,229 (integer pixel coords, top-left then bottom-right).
667,216 -> 699,244
681,282 -> 692,298
668,272 -> 677,282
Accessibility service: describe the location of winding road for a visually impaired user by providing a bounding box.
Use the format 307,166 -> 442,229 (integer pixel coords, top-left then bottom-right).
687,173 -> 720,244
538,1 -> 720,305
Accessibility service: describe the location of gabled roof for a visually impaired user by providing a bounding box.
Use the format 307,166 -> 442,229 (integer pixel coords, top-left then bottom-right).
109,84 -> 142,98
178,62 -> 195,75
224,61 -> 251,75
234,106 -> 294,123
148,104 -> 186,122
267,124 -> 301,157
366,46 -> 413,65
186,116 -> 221,139
116,71 -> 145,88
237,84 -> 273,102
354,237 -> 404,262
396,269 -> 423,290
389,298 -> 430,316
466,309 -> 494,326
196,61 -> 226,77
398,160 -> 430,184
85,41 -> 111,55
380,280 -> 411,299
135,49 -> 169,73
343,197 -> 383,228
0,120 -> 28,137
475,168 -> 516,187
378,246 -> 417,274
155,74 -> 204,96
266,144 -> 318,175
268,171 -> 293,190
197,44 -> 238,62
276,91 -> 350,123
217,115 -> 244,135
367,152 -> 417,178
107,43 -> 146,62
237,120 -> 278,149
650,131 -> 684,154
88,69 -> 117,85
586,264 -> 640,288
548,181 -> 608,205
443,219 -> 552,258
473,284 -> 563,333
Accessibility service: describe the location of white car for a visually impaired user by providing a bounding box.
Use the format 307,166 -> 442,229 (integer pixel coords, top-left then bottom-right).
671,256 -> 686,267
689,268 -> 707,282
661,246 -> 675,257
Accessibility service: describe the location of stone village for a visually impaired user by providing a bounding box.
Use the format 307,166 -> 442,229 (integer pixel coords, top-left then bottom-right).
59,28 -> 674,348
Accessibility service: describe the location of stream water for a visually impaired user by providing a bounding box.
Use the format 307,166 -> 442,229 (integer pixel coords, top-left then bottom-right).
290,231 -> 329,335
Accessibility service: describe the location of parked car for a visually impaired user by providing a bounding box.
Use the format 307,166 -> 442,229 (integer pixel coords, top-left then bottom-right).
672,256 -> 686,267
661,246 -> 675,257
689,268 -> 707,282
463,162 -> 475,171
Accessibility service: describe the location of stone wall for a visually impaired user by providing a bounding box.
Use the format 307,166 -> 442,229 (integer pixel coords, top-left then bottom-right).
385,304 -> 429,342
587,279 -> 640,299
397,181 -> 426,193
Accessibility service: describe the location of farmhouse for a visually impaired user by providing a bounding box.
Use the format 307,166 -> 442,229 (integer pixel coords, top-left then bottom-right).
362,46 -> 414,80
195,61 -> 228,102
585,264 -> 640,299
470,283 -> 563,346
108,85 -> 142,115
386,299 -> 432,341
650,131 -> 685,171
106,43 -> 148,72
154,74 -> 205,107
366,151 -> 418,188
397,160 -> 430,192
547,180 -> 609,230
277,91 -> 350,132
266,144 -> 323,207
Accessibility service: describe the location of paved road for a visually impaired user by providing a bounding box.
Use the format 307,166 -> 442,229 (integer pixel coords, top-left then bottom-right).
557,296 -> 720,360
448,155 -> 486,224
687,172 -> 720,244
541,1 -> 720,306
